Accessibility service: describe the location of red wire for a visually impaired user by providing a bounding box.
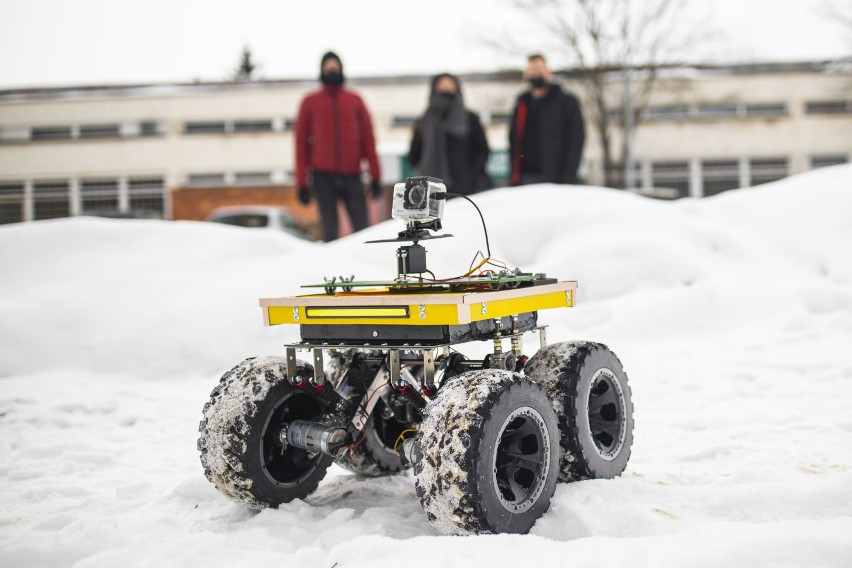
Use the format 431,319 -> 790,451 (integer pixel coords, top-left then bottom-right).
348,380 -> 391,450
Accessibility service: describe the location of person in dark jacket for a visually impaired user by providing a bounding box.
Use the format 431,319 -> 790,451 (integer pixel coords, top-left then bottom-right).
295,51 -> 382,242
408,73 -> 491,195
509,54 -> 585,186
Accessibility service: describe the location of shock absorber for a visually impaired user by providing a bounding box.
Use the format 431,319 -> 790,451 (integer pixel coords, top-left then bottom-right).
396,385 -> 426,410
294,376 -> 356,417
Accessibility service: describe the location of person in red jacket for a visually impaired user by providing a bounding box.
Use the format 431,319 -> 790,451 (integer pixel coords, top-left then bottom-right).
295,52 -> 382,242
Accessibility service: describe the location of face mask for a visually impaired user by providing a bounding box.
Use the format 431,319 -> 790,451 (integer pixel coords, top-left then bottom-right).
431,92 -> 456,112
321,71 -> 344,86
529,76 -> 546,89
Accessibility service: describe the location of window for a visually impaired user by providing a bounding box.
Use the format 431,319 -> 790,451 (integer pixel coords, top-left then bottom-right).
234,171 -> 272,185
750,158 -> 788,186
33,180 -> 70,194
139,121 -> 160,136
80,178 -> 119,212
79,123 -> 120,139
805,101 -> 850,115
651,161 -> 690,198
234,120 -> 273,133
0,202 -> 23,224
810,155 -> 848,169
80,179 -> 119,192
284,119 -> 295,131
0,181 -> 24,197
745,103 -> 787,117
128,177 -> 165,191
33,180 -> 70,220
31,126 -> 73,141
391,116 -> 418,128
187,173 -> 226,186
0,181 -> 25,224
183,121 -> 227,134
128,176 -> 166,217
645,106 -> 690,120
695,104 -> 738,119
605,162 -> 642,190
702,159 -> 739,196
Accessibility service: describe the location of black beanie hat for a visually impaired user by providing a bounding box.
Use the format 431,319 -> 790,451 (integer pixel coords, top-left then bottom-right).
320,51 -> 342,73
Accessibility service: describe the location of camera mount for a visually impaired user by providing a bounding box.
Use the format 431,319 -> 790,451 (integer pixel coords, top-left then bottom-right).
366,176 -> 453,279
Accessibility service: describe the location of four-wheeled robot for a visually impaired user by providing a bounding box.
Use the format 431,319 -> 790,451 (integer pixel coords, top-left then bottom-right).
198,177 -> 634,535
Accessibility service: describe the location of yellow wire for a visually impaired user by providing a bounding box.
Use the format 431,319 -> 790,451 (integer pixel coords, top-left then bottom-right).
464,258 -> 489,277
393,428 -> 419,455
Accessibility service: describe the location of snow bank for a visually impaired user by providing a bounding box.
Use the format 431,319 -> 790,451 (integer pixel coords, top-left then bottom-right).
1,164 -> 851,566
2,165 -> 850,378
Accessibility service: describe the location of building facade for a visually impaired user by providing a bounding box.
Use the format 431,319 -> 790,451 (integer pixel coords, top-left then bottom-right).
0,60 -> 849,225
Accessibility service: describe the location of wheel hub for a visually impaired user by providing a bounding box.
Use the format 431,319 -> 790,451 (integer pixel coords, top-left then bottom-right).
260,392 -> 325,486
586,368 -> 627,461
493,406 -> 551,514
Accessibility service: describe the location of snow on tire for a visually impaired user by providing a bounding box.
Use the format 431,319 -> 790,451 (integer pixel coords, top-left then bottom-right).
524,341 -> 634,482
414,370 -> 559,535
198,356 -> 332,508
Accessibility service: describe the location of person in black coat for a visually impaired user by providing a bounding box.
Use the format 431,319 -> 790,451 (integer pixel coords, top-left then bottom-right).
408,73 -> 491,195
509,54 -> 585,185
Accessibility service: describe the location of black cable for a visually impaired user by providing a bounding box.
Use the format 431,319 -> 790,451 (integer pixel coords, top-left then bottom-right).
446,193 -> 491,258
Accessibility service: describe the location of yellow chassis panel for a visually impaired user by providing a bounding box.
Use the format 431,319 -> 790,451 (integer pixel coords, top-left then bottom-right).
261,282 -> 576,327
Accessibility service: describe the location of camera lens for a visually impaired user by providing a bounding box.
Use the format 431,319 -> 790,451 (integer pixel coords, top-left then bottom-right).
406,184 -> 427,208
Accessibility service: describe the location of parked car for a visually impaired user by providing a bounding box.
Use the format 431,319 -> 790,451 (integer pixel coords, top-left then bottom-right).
206,206 -> 315,240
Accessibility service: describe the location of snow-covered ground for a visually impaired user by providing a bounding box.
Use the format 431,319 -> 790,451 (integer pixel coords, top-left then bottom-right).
2,165 -> 851,567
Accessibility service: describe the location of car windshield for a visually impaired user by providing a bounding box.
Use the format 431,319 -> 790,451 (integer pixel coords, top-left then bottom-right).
210,214 -> 269,228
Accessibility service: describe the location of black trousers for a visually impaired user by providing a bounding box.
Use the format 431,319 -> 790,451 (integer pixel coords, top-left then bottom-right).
313,172 -> 368,242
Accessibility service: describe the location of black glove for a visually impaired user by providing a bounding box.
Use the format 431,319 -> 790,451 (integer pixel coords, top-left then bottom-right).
297,186 -> 311,205
370,180 -> 382,199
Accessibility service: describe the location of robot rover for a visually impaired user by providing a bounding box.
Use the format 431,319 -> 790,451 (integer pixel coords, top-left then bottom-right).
198,177 -> 634,535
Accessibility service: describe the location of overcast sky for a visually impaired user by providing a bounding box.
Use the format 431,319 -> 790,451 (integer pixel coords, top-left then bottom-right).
0,0 -> 849,89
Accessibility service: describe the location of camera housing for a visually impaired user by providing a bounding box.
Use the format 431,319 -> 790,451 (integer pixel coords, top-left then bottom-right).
391,177 -> 446,223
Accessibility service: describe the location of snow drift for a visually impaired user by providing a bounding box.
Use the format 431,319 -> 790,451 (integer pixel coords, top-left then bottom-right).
1,165 -> 851,567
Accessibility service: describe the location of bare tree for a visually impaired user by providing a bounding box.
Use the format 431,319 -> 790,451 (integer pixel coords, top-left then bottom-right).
497,0 -> 699,187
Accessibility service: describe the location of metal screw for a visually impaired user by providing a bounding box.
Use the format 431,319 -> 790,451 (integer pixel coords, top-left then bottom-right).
418,304 -> 426,320
372,331 -> 379,337
292,306 -> 300,321
481,302 -> 487,316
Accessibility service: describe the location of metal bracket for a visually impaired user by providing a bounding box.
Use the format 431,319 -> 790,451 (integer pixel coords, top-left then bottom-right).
538,326 -> 548,350
311,348 -> 325,385
285,347 -> 297,383
389,349 -> 401,387
423,348 -> 436,390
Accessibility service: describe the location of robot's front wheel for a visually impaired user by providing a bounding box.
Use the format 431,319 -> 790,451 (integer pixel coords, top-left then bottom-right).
414,370 -> 560,535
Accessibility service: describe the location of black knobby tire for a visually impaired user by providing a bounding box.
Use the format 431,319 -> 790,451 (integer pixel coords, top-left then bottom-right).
524,341 -> 634,482
198,356 -> 333,508
414,370 -> 560,535
336,398 -> 410,477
